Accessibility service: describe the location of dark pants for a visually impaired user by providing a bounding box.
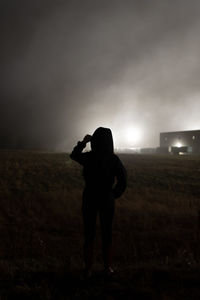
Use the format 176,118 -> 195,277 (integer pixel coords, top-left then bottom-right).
82,198 -> 115,245
82,192 -> 115,269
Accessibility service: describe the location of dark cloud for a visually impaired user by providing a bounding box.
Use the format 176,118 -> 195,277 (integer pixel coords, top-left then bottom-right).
1,0 -> 200,150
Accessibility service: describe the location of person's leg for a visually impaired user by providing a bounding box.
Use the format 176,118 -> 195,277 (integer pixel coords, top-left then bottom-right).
82,201 -> 98,273
99,201 -> 115,272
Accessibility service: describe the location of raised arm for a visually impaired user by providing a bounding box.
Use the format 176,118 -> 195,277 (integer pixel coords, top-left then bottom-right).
112,157 -> 127,198
70,134 -> 92,165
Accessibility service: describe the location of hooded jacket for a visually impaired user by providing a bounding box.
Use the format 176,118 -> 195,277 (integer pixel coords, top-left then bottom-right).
70,127 -> 127,199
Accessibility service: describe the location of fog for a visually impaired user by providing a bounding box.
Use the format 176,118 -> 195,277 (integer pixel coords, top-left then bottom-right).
1,0 -> 200,150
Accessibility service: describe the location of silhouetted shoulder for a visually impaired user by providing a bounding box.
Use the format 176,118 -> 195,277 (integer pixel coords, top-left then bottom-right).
113,154 -> 124,167
112,154 -> 127,198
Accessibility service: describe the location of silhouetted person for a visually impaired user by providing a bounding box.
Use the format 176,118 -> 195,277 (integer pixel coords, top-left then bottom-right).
70,127 -> 127,277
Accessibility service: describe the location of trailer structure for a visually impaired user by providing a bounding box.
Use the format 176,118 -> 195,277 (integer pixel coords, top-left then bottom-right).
160,130 -> 200,154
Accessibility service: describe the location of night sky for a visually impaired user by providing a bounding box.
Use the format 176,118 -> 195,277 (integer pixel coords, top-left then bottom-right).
1,0 -> 200,150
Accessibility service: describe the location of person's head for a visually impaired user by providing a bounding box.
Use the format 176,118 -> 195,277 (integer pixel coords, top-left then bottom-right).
91,127 -> 114,154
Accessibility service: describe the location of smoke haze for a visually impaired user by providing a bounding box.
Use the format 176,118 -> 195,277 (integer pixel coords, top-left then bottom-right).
1,0 -> 200,150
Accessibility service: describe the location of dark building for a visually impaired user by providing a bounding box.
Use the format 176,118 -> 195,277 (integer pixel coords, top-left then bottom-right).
160,130 -> 200,154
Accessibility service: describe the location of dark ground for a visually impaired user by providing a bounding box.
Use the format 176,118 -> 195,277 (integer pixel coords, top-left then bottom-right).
0,151 -> 200,299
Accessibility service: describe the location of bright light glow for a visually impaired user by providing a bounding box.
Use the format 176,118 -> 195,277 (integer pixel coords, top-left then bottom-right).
176,142 -> 182,148
124,127 -> 142,146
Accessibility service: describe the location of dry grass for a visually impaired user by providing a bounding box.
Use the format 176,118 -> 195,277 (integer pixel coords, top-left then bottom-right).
0,150 -> 200,299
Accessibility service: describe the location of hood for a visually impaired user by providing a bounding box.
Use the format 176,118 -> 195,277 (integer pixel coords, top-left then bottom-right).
91,127 -> 114,154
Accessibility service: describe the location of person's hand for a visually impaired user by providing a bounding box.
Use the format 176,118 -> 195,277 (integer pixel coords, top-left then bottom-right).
83,134 -> 92,143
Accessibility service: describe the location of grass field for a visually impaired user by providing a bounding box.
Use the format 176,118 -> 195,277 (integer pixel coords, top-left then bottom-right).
0,150 -> 200,299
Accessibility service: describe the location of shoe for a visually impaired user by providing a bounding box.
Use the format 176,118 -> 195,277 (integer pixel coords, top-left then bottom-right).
84,268 -> 92,279
104,266 -> 115,277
